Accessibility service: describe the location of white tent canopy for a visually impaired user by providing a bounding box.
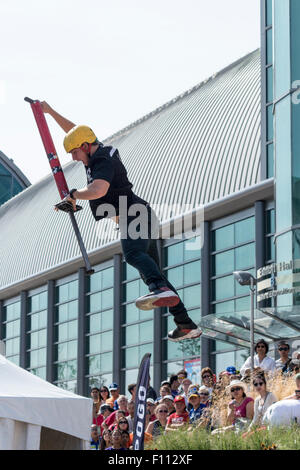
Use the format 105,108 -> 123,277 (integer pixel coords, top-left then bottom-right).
0,354 -> 93,450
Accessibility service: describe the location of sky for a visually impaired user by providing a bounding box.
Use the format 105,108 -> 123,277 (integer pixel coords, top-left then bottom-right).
0,0 -> 260,184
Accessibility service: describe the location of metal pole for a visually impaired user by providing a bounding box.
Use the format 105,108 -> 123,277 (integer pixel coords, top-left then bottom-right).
250,277 -> 255,371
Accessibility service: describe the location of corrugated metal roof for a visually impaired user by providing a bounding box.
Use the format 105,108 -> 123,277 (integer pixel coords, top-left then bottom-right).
0,50 -> 261,291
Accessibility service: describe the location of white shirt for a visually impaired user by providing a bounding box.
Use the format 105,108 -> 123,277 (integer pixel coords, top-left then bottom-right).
240,354 -> 276,376
263,400 -> 300,427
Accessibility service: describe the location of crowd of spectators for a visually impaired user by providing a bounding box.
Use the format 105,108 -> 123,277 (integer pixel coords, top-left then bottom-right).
89,339 -> 300,450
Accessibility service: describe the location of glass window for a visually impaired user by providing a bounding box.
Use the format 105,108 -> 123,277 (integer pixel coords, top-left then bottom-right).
267,143 -> 274,178
215,276 -> 235,301
266,27 -> 273,65
166,266 -> 184,288
214,225 -> 234,251
235,243 -> 255,270
267,66 -> 273,103
267,104 -> 273,141
235,218 -> 255,245
214,250 -> 234,276
183,236 -> 201,261
165,242 -> 184,266
184,261 -> 201,285
266,0 -> 273,26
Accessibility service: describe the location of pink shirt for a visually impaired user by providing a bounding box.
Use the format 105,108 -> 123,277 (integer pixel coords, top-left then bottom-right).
231,397 -> 253,422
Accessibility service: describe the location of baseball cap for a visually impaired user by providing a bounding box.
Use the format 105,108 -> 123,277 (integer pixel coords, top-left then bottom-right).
100,404 -> 114,413
162,395 -> 174,401
146,398 -> 155,405
226,366 -> 237,375
188,389 -> 200,400
174,395 -> 185,404
109,382 -> 119,391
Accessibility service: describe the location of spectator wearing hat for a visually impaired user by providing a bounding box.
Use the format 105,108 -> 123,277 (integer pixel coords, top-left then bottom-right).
227,380 -> 254,426
161,395 -> 176,416
249,373 -> 277,430
169,374 -> 180,398
275,341 -> 292,374
165,395 -> 189,432
106,383 -> 120,409
93,403 -> 113,430
146,398 -> 157,422
240,339 -> 276,377
188,387 -> 209,424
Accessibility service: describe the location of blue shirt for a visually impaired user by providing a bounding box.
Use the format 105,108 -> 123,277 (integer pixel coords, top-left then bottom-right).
189,404 -> 207,424
90,439 -> 100,450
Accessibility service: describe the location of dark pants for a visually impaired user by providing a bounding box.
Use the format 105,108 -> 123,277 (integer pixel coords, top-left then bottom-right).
119,204 -> 191,325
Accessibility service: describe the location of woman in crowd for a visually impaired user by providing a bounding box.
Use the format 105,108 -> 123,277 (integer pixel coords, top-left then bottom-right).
100,429 -> 112,450
201,367 -> 215,393
117,416 -> 130,434
248,373 -> 277,429
146,403 -> 169,437
108,410 -> 127,431
240,339 -> 276,376
105,429 -> 127,451
99,386 -> 110,405
227,380 -> 254,427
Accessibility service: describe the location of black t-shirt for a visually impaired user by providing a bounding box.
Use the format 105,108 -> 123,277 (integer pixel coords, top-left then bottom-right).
85,145 -> 148,221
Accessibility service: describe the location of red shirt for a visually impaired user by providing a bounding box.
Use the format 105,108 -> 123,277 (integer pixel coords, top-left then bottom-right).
104,410 -> 129,428
167,411 -> 189,427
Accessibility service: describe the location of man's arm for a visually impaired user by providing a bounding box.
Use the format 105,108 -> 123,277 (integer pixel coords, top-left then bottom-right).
41,101 -> 76,133
73,180 -> 110,201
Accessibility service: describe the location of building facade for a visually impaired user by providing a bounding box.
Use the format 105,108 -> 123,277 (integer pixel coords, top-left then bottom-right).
1,1 -> 300,396
0,150 -> 30,206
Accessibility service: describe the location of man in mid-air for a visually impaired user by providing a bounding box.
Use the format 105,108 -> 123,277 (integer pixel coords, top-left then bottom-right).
41,101 -> 202,342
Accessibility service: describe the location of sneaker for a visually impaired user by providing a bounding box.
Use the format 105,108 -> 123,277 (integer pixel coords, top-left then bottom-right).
168,323 -> 202,342
135,287 -> 180,311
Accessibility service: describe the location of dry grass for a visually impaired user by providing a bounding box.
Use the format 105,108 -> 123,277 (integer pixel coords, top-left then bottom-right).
209,372 -> 297,428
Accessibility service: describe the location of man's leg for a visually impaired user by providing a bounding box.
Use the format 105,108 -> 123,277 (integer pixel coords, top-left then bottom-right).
144,238 -> 202,341
120,210 -> 180,310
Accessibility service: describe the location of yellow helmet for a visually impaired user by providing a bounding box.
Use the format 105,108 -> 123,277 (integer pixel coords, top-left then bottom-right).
63,125 -> 97,153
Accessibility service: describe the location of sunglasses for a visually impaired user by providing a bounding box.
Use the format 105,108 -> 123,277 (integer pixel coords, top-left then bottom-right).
158,409 -> 168,413
256,345 -> 266,349
200,392 -> 209,396
278,347 -> 289,351
231,387 -> 242,392
202,375 -> 211,379
253,382 -> 264,387
100,389 -> 108,393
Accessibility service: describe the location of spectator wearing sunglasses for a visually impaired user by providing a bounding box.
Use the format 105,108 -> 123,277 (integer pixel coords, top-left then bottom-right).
275,341 -> 292,374
201,367 -> 215,398
249,373 -> 277,429
240,339 -> 276,377
226,380 -> 254,426
146,403 -> 168,437
188,387 -> 210,424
